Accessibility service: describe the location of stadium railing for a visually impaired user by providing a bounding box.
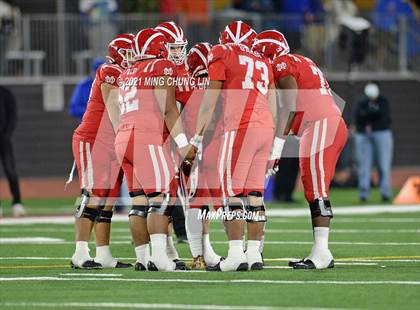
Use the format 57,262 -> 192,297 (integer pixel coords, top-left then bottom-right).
0,13 -> 418,79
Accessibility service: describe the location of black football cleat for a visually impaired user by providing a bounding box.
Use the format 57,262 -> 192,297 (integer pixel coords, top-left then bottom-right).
206,262 -> 248,272
134,262 -> 146,271
250,262 -> 264,270
114,261 -> 132,268
293,259 -> 334,270
288,259 -> 304,267
70,260 -> 102,269
206,263 -> 221,272
173,259 -> 190,270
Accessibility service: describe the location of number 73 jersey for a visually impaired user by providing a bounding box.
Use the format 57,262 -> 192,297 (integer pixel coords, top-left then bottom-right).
272,53 -> 341,122
208,44 -> 275,132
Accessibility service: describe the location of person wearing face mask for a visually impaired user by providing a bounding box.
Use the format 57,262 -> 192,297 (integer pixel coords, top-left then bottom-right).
354,81 -> 393,202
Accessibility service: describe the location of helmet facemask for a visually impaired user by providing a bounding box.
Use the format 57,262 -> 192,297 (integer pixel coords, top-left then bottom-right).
118,48 -> 135,69
167,41 -> 187,66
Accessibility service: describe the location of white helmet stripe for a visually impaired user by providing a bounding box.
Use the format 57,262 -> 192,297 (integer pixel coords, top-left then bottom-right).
140,32 -> 163,56
203,43 -> 211,52
225,26 -> 237,43
156,26 -> 179,42
235,21 -> 242,41
111,37 -> 132,45
169,21 -> 181,38
190,47 -> 207,68
134,31 -> 142,56
237,28 -> 253,43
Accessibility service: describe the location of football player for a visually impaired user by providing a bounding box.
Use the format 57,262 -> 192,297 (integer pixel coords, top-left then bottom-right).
253,30 -> 348,269
181,42 -> 223,269
115,28 -> 196,271
70,34 -> 134,269
190,21 -> 277,271
155,21 -> 191,268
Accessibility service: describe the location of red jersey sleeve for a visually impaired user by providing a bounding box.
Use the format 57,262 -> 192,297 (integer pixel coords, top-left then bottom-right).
272,55 -> 294,81
208,45 -> 228,81
98,64 -> 122,87
152,59 -> 176,77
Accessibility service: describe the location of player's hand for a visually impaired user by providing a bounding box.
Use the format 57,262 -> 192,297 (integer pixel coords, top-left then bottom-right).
179,144 -> 197,163
266,158 -> 280,177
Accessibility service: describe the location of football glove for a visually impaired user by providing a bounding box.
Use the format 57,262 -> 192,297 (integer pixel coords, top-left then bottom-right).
266,137 -> 286,177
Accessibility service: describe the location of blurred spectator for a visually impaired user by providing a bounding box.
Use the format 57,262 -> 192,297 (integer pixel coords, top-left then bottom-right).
354,81 -> 393,202
373,0 -> 415,68
68,58 -> 104,121
79,0 -> 118,57
0,85 -> 25,216
0,0 -> 20,75
279,0 -> 324,52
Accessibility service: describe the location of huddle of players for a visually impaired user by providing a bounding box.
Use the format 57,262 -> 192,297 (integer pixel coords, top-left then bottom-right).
70,20 -> 348,272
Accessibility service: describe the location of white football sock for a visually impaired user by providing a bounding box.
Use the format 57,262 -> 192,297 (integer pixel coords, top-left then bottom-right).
135,243 -> 150,266
186,208 -> 203,257
95,245 -> 117,268
203,233 -> 221,266
166,235 -> 179,260
150,234 -> 175,271
307,227 -> 333,269
246,240 -> 262,268
72,241 -> 91,265
220,240 -> 247,271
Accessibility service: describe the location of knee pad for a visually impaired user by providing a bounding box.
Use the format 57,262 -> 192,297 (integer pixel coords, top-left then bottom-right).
309,198 -> 333,218
129,190 -> 146,198
245,191 -> 266,222
75,190 -> 100,221
96,210 -> 113,223
148,193 -> 171,216
223,195 -> 245,221
128,205 -> 149,218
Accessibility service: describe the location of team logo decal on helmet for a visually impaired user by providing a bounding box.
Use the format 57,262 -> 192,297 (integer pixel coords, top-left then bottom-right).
219,20 -> 257,48
155,21 -> 188,66
107,33 -> 135,69
252,30 -> 290,61
132,28 -> 168,60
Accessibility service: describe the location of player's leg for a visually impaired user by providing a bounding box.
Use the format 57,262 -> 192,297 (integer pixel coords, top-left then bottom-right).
201,136 -> 224,267
138,143 -> 184,271
243,127 -> 273,270
71,138 -> 102,269
115,131 -> 151,271
208,130 -> 249,272
294,117 -> 348,269
128,190 -> 150,271
355,132 -> 373,201
93,168 -> 132,268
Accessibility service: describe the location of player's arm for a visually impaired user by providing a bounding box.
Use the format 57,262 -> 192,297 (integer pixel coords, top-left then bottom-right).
155,75 -> 196,161
266,75 -> 298,176
101,83 -> 120,133
268,81 -> 277,125
277,75 -> 298,136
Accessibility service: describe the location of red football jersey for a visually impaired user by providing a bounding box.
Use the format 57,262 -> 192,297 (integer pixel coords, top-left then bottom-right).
75,63 -> 122,145
208,43 -> 275,132
174,65 -> 192,107
272,54 -> 341,123
118,58 -> 176,142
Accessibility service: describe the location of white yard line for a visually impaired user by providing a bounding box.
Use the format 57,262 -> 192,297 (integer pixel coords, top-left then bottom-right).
1,205 -> 418,225
0,237 -> 65,244
60,273 -> 122,277
1,239 -> 419,246
0,277 -> 419,285
0,302 -> 353,310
